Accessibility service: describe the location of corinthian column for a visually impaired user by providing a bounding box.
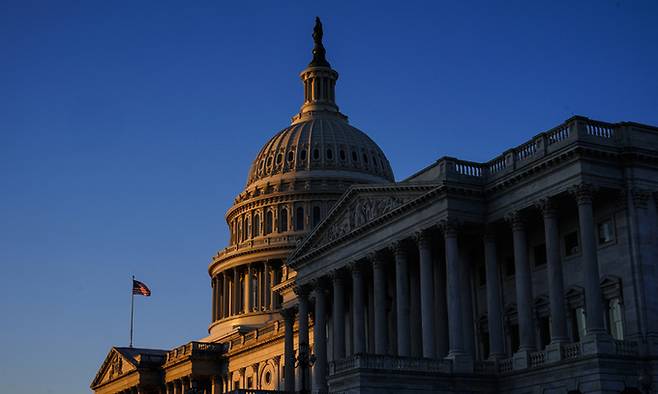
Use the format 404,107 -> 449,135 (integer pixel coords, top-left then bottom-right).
280,307 -> 296,393
507,211 -> 536,353
331,269 -> 346,359
294,285 -> 310,392
312,280 -> 328,393
571,184 -> 606,335
536,198 -> 568,344
415,230 -> 436,358
483,228 -> 505,359
350,262 -> 366,354
370,252 -> 388,355
391,241 -> 410,356
441,220 -> 464,356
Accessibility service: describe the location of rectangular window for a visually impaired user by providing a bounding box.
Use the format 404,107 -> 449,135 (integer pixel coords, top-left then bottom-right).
510,324 -> 520,353
564,231 -> 579,257
533,243 -> 547,267
598,220 -> 615,244
573,307 -> 587,341
505,256 -> 515,277
478,262 -> 486,286
538,316 -> 551,349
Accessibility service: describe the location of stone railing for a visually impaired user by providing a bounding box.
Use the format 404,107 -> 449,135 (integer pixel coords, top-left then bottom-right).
330,354 -> 451,375
214,234 -> 303,261
529,350 -> 546,368
562,342 -> 582,360
498,357 -> 514,373
165,341 -> 223,364
409,116 -> 646,185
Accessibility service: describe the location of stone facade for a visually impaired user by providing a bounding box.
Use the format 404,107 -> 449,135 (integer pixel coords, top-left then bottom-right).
92,19 -> 658,394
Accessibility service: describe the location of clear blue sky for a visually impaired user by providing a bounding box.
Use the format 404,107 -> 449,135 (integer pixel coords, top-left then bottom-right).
1,1 -> 657,393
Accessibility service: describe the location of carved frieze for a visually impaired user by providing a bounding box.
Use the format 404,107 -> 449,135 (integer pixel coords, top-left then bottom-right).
321,195 -> 407,245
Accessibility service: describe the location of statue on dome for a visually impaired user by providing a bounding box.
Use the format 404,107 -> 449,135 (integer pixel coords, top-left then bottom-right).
310,16 -> 330,67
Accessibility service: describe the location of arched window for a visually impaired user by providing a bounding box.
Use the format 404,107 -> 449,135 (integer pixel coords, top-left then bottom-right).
295,207 -> 304,231
313,206 -> 321,227
253,214 -> 260,237
243,217 -> 249,241
265,211 -> 273,235
280,208 -> 288,232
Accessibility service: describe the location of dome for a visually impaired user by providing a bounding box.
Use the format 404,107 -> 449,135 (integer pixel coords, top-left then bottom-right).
245,117 -> 394,188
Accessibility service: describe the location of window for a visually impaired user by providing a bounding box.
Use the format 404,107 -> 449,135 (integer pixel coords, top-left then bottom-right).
352,151 -> 358,162
533,244 -> 547,267
326,149 -> 333,160
598,220 -> 614,244
313,206 -> 321,227
573,307 -> 587,341
312,148 -> 320,160
247,377 -> 253,388
264,371 -> 272,385
363,153 -> 369,164
295,207 -> 304,231
564,231 -> 579,256
505,256 -> 515,277
243,217 -> 249,241
538,316 -> 551,349
300,149 -> 307,161
609,298 -> 624,340
287,151 -> 294,162
478,262 -> 486,286
510,324 -> 520,353
280,208 -> 288,232
340,149 -> 346,160
253,214 -> 260,237
276,153 -> 282,164
265,211 -> 273,235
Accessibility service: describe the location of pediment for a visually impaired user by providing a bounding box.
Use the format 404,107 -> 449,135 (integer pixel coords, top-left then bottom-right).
290,183 -> 439,263
91,348 -> 138,388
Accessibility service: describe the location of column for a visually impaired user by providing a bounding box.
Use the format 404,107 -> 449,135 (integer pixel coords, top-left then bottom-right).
351,263 -> 366,354
416,231 -> 436,358
245,263 -> 252,313
508,211 -> 536,352
537,198 -> 569,344
484,229 -> 505,358
331,270 -> 346,359
391,241 -> 410,356
312,281 -> 328,393
233,268 -> 239,315
222,271 -> 229,318
264,261 -> 271,311
211,276 -> 217,322
460,247 -> 475,357
295,286 -> 310,392
434,252 -> 449,358
281,308 -> 296,393
572,184 -> 606,334
211,375 -> 220,394
442,220 -> 464,357
371,253 -> 388,355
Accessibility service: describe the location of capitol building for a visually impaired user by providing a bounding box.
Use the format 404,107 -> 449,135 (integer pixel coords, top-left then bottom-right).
91,19 -> 658,394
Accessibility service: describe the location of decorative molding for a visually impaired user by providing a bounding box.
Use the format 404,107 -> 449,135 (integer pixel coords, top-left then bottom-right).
631,188 -> 651,209
504,210 -> 525,231
535,197 -> 557,217
413,229 -> 431,248
569,183 -> 596,205
437,218 -> 460,237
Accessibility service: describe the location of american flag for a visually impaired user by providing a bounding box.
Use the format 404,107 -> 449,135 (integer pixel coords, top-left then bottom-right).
132,279 -> 151,296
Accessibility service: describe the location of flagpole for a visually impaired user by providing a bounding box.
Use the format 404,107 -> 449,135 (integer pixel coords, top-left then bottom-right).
130,275 -> 135,348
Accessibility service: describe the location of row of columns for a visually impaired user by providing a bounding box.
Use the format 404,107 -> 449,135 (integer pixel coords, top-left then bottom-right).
211,262 -> 281,322
281,184 -> 610,392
